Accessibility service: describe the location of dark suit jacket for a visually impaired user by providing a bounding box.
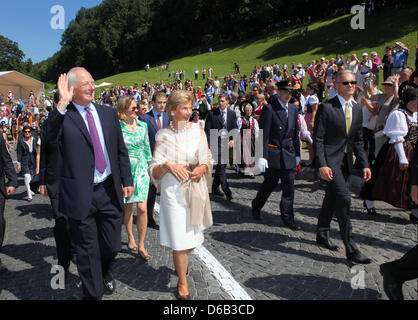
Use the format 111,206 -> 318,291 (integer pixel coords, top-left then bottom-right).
16,136 -> 38,171
39,117 -> 61,198
139,110 -> 170,153
0,135 -> 17,197
259,95 -> 300,170
46,103 -> 133,220
313,96 -> 369,171
204,107 -> 238,149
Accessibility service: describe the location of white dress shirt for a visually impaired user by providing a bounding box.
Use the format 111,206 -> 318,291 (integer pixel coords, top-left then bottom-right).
336,94 -> 354,121
73,102 -> 112,183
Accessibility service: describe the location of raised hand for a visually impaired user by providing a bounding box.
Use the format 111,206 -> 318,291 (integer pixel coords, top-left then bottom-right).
57,74 -> 74,112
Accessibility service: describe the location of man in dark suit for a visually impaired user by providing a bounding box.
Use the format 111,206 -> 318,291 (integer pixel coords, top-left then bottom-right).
205,94 -> 238,202
314,70 -> 372,264
39,109 -> 76,278
251,81 -> 301,230
0,134 -> 17,273
47,68 -> 134,300
139,91 -> 170,228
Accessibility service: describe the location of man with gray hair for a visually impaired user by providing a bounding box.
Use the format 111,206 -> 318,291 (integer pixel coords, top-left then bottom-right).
314,70 -> 372,264
47,67 -> 134,299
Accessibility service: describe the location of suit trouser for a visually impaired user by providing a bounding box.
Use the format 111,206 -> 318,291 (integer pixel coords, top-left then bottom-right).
68,181 -> 122,300
212,164 -> 232,197
48,190 -> 74,270
0,195 -> 5,252
147,183 -> 157,221
252,168 -> 295,223
384,245 -> 418,283
317,156 -> 359,255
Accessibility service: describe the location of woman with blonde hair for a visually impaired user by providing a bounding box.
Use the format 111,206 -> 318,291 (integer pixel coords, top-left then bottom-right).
117,95 -> 152,261
149,90 -> 213,300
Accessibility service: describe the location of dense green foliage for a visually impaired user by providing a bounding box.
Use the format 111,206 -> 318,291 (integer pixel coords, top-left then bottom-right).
34,0 -> 415,82
0,35 -> 35,76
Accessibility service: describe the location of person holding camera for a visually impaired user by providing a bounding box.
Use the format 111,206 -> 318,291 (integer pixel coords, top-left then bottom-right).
391,42 -> 409,75
371,52 -> 382,85
358,53 -> 372,87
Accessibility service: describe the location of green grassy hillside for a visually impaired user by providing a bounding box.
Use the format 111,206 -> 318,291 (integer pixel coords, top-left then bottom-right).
46,3 -> 417,94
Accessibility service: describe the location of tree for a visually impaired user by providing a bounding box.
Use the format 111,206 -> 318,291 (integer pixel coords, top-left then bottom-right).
0,35 -> 25,71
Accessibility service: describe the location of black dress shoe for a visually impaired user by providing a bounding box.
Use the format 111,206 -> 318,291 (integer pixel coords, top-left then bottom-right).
347,251 -> 371,264
148,218 -> 159,229
316,236 -> 339,251
379,263 -> 404,300
283,221 -> 302,231
212,189 -> 224,197
363,201 -> 377,216
226,195 -> 233,202
251,207 -> 261,221
103,272 -> 116,295
410,214 -> 418,224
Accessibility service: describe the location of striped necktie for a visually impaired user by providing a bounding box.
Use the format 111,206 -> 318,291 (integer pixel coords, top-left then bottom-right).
84,107 -> 107,173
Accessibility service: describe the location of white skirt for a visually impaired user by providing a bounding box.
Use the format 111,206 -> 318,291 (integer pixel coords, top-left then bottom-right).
159,173 -> 204,251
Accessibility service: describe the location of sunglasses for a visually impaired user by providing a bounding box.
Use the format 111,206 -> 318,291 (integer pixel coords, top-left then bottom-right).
340,81 -> 357,85
131,107 -> 139,111
24,131 -> 31,133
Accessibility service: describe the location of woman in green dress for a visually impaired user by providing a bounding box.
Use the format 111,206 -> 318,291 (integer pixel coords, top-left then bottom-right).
117,96 -> 152,261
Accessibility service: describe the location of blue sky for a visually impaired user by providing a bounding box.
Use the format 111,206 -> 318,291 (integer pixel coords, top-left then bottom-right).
1,0 -> 103,63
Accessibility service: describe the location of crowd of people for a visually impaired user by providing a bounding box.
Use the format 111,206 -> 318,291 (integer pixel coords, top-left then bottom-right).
0,42 -> 417,301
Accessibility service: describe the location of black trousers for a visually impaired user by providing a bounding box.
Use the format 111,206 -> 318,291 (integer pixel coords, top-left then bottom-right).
317,155 -> 359,255
252,168 -> 295,223
147,183 -> 157,221
68,181 -> 122,300
0,195 -> 5,252
48,189 -> 74,270
384,245 -> 418,283
212,164 -> 232,197
362,127 -> 376,163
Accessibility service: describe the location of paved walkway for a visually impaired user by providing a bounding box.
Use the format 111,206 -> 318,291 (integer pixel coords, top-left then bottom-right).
0,150 -> 416,300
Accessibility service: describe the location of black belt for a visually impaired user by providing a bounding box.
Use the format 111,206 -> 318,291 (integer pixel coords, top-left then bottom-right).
93,175 -> 113,188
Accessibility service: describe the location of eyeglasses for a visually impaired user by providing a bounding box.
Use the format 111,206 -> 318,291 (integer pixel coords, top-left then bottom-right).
340,81 -> 357,85
131,107 -> 139,111
24,131 -> 31,133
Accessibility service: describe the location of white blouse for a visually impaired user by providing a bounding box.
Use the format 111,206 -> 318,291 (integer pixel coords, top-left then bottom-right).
298,114 -> 312,144
384,109 -> 417,144
237,116 -> 259,139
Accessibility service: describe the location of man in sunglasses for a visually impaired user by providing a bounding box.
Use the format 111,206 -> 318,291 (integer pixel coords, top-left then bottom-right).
314,70 -> 372,264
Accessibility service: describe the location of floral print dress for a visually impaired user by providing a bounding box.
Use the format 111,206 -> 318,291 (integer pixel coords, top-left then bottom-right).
120,120 -> 152,203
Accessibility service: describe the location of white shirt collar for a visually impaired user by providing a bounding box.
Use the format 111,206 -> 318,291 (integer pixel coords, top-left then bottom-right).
73,101 -> 94,112
336,94 -> 355,108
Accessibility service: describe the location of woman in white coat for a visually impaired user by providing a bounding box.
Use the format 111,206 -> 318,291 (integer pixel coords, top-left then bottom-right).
149,90 -> 213,299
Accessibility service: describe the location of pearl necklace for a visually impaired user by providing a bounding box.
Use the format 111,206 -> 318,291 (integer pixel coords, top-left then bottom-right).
169,122 -> 190,133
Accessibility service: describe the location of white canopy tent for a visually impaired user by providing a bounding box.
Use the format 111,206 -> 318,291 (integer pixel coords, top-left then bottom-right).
95,82 -> 113,88
0,71 -> 44,102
